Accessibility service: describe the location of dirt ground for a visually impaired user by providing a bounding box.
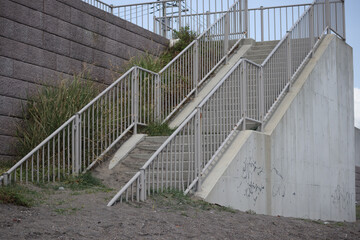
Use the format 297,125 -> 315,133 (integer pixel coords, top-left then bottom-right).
1,182 -> 360,240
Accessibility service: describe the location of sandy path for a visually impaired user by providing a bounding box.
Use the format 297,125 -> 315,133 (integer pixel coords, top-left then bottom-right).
0,185 -> 359,240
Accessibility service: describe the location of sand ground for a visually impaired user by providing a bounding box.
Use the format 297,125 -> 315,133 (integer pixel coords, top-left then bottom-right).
0,181 -> 359,240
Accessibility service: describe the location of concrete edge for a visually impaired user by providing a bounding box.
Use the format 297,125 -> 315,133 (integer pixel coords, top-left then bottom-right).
196,130 -> 253,199
109,134 -> 146,169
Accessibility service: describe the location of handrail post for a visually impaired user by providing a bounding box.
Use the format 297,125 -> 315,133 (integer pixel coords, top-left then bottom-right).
178,0 -> 182,31
224,13 -> 230,63
74,113 -> 81,175
3,173 -> 8,186
259,67 -> 264,131
287,33 -> 292,89
260,6 -> 264,41
325,0 -> 330,34
110,4 -> 113,14
153,16 -> 156,34
193,40 -> 199,96
242,61 -> 247,130
140,169 -> 145,201
132,68 -> 139,135
162,1 -> 167,37
206,11 -> 210,30
309,6 -> 314,57
342,0 -> 346,41
244,0 -> 248,38
195,107 -> 202,191
155,74 -> 161,122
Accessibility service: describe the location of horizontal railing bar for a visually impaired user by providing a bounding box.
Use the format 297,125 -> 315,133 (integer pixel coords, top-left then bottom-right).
107,171 -> 141,206
84,0 -> 112,8
6,115 -> 76,174
112,0 -> 176,8
157,3 -> 312,19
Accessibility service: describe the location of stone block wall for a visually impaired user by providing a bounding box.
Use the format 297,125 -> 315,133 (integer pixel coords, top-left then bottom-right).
0,0 -> 169,162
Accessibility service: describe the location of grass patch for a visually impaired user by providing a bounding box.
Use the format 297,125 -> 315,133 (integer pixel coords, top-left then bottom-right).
61,172 -> 109,191
140,122 -> 174,136
151,189 -> 236,213
54,207 -> 81,215
17,74 -> 99,158
0,185 -> 38,207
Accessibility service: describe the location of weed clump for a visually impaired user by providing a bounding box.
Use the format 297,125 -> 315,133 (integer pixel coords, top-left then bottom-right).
124,26 -> 197,73
141,122 -> 174,136
62,172 -> 106,191
17,75 -> 99,157
0,185 -> 36,207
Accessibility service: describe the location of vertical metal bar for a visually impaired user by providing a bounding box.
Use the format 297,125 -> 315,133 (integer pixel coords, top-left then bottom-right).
132,68 -> 138,134
178,0 -> 182,30
310,6 -> 314,57
287,34 -> 292,87
259,67 -> 264,131
224,13 -> 230,63
244,0 -> 248,37
195,108 -> 202,190
260,6 -> 264,41
75,113 -> 80,174
194,40 -> 199,95
326,0 -> 330,33
242,61 -> 247,130
140,169 -> 145,201
342,0 -> 346,40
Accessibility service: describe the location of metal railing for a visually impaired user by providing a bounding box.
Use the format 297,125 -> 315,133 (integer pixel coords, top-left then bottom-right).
107,0 -> 345,205
82,0 -> 240,39
0,0 -> 247,186
0,67 -> 160,185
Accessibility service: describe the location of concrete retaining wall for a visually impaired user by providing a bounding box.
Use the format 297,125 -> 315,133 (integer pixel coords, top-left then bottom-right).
197,35 -> 355,221
0,0 -> 169,162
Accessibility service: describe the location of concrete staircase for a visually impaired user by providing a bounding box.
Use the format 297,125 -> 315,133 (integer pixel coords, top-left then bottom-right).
95,40 -> 280,193
243,40 -> 279,64
93,136 -> 168,189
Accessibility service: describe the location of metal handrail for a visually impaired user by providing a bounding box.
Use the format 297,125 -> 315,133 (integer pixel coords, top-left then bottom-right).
0,0 -> 246,186
107,0 -> 346,205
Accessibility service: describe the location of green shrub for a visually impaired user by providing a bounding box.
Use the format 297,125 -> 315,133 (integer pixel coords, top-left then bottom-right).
17,75 -> 99,157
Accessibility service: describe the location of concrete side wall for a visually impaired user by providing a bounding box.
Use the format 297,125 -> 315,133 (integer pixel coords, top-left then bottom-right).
355,128 -> 360,166
198,35 -> 355,222
0,0 -> 169,161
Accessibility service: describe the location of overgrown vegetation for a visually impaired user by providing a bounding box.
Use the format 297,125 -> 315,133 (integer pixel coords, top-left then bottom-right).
150,189 -> 237,213
124,26 -> 197,73
17,75 -> 99,157
140,122 -> 174,136
62,172 -> 107,191
357,204 -> 360,220
0,185 -> 37,207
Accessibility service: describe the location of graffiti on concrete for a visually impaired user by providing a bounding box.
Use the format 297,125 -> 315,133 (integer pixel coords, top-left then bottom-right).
272,167 -> 286,198
331,185 -> 353,210
241,157 -> 264,204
